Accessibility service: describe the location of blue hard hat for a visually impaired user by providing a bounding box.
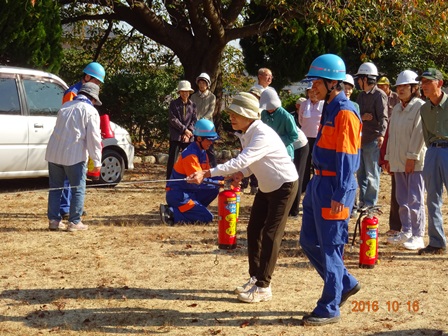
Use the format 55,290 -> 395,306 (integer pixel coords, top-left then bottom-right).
83,62 -> 106,83
306,54 -> 346,81
193,119 -> 219,140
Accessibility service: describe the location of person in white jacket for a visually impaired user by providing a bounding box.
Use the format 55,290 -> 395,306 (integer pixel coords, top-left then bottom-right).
46,82 -> 103,232
187,92 -> 298,303
383,70 -> 426,250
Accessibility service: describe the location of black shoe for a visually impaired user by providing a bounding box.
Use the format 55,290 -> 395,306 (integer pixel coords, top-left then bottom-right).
302,312 -> 341,326
418,245 -> 446,255
159,204 -> 174,226
340,282 -> 361,307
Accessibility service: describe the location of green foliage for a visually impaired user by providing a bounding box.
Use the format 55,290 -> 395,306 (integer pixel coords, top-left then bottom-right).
280,92 -> 303,113
306,0 -> 448,75
99,67 -> 181,148
0,0 -> 62,72
240,3 -> 346,90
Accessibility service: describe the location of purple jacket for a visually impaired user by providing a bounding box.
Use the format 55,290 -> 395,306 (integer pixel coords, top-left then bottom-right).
169,97 -> 197,142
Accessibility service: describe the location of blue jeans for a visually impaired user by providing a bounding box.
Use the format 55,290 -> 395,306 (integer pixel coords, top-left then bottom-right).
48,161 -> 86,224
357,139 -> 380,206
60,178 -> 71,216
423,148 -> 448,248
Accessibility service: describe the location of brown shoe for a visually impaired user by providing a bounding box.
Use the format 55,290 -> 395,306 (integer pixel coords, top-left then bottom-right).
49,220 -> 67,231
418,245 -> 446,255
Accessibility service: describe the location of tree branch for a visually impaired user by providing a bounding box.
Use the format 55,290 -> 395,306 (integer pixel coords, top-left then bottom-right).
226,19 -> 274,42
94,19 -> 113,61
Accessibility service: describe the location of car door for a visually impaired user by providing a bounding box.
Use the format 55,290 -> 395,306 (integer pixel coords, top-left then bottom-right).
21,76 -> 65,172
0,74 -> 28,175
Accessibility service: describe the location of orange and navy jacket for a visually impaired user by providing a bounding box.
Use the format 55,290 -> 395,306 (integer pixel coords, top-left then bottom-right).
62,81 -> 82,104
166,142 -> 222,191
313,92 -> 362,205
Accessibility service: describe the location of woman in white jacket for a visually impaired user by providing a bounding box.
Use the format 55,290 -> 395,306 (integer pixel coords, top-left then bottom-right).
188,92 -> 298,303
384,70 -> 426,250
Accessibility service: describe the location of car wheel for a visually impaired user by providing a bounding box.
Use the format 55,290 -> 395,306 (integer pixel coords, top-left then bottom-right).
99,149 -> 124,186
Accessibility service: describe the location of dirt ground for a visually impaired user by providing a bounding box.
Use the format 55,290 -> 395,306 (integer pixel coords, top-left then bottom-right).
0,163 -> 447,336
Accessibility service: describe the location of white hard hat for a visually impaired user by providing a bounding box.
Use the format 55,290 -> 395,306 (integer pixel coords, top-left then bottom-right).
395,70 -> 419,86
355,62 -> 379,77
177,80 -> 194,93
196,73 -> 211,87
343,74 -> 355,87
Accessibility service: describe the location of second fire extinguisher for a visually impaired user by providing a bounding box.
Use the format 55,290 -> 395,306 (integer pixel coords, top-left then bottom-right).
351,206 -> 382,268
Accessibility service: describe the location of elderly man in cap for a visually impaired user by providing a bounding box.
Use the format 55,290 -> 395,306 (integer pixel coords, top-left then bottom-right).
418,68 -> 447,255
188,92 -> 298,303
46,82 -> 103,232
166,80 -> 197,179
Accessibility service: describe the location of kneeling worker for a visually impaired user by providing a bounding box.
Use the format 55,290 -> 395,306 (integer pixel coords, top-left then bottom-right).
160,119 -> 222,225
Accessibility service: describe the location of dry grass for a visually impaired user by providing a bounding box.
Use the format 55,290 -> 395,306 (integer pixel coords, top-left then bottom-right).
0,163 -> 447,336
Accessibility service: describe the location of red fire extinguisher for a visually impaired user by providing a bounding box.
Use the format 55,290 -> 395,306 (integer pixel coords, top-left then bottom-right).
203,179 -> 240,250
351,206 -> 382,268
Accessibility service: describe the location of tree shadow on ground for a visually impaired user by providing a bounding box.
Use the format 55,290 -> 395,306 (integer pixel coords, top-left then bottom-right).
0,287 -> 307,332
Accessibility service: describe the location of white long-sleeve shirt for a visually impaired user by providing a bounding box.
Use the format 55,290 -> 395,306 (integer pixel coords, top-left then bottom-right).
385,97 -> 426,172
298,99 -> 324,138
45,97 -> 102,167
210,120 -> 298,193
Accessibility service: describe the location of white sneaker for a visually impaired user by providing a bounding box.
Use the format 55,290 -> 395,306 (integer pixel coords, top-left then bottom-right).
235,276 -> 257,294
403,236 -> 425,250
67,222 -> 89,232
237,285 -> 272,303
387,232 -> 412,244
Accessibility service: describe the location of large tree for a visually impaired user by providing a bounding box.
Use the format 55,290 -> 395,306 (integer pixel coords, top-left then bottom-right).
0,0 -> 63,72
58,0 -> 302,90
59,0 -> 448,91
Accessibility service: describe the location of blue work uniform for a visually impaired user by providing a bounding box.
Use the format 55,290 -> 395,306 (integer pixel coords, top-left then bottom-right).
166,142 -> 221,224
299,92 -> 362,318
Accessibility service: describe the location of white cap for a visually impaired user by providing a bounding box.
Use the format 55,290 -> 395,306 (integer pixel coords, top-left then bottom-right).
196,73 -> 211,87
226,92 -> 261,120
259,88 -> 281,110
177,80 -> 194,93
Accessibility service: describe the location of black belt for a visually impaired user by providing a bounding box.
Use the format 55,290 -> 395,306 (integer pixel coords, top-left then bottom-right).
430,142 -> 448,148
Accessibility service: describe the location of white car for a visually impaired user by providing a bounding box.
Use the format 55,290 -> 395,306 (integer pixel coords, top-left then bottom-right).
0,66 -> 134,186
